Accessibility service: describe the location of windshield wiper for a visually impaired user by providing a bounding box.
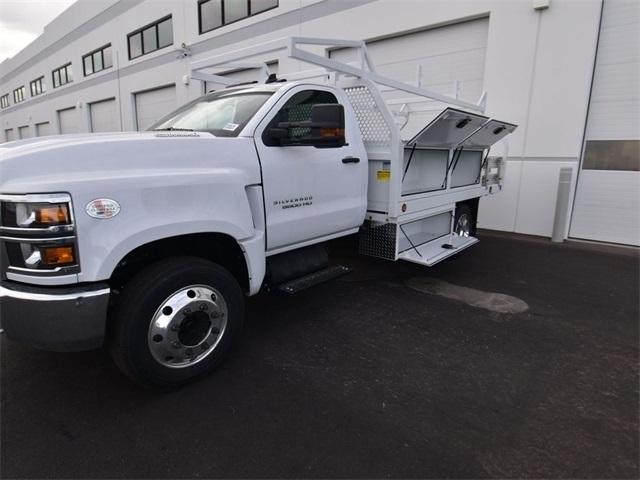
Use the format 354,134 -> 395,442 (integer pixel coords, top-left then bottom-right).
151,127 -> 194,132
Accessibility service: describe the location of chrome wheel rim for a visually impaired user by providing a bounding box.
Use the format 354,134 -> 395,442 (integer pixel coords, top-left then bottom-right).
147,284 -> 228,369
455,213 -> 471,237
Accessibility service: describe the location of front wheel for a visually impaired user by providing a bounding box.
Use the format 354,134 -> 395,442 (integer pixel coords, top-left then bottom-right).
109,257 -> 244,388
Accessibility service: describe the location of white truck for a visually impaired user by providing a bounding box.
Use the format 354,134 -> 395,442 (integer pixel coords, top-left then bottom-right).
0,38 -> 516,387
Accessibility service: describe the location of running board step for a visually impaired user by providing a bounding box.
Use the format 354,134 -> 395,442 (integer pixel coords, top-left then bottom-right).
277,265 -> 350,294
398,235 -> 479,267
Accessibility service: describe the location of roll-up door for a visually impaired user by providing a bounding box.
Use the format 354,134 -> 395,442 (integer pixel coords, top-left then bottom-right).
90,98 -> 119,132
58,107 -> 79,134
4,129 -> 14,142
134,85 -> 176,131
570,0 -> 639,246
18,126 -> 30,139
35,122 -> 51,136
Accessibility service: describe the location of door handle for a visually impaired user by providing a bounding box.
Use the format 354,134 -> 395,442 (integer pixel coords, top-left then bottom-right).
342,157 -> 360,164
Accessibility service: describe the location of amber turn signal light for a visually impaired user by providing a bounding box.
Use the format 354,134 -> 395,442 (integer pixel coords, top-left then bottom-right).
42,246 -> 75,266
320,128 -> 345,138
36,205 -> 71,225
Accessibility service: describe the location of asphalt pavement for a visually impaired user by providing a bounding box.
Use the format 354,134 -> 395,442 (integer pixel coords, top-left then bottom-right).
1,231 -> 638,478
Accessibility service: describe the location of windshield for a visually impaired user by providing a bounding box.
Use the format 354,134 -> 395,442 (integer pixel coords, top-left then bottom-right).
150,91 -> 273,137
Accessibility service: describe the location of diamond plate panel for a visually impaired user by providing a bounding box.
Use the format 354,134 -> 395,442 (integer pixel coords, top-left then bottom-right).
358,221 -> 397,260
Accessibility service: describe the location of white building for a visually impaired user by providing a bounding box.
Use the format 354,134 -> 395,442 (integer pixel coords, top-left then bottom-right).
0,0 -> 638,245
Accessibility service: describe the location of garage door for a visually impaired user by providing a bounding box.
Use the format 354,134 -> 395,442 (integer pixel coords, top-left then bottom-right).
35,122 -> 51,136
58,107 -> 80,134
18,126 -> 30,139
134,85 -> 176,131
204,61 -> 279,93
90,98 -> 119,132
4,129 -> 14,142
330,18 -> 489,137
570,0 -> 639,246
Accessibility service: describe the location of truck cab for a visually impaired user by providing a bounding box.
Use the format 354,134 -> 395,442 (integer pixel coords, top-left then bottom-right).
0,81 -> 370,386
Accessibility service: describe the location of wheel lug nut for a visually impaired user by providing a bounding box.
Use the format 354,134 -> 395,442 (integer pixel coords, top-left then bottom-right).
182,308 -> 191,315
172,341 -> 181,349
199,304 -> 208,311
210,312 -> 220,319
211,327 -> 220,335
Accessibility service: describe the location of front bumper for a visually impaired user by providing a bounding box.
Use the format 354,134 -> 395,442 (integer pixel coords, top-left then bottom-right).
0,281 -> 110,352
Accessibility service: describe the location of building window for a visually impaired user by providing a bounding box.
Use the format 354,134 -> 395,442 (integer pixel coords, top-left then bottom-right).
52,63 -> 73,88
30,76 -> 45,96
198,0 -> 278,34
83,44 -> 113,76
583,140 -> 640,172
13,86 -> 25,103
0,94 -> 9,109
128,16 -> 173,60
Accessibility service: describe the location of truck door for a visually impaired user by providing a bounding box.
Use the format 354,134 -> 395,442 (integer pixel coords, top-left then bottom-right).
254,86 -> 367,252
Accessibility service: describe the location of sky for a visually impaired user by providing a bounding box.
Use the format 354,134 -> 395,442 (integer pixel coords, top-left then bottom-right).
0,0 -> 77,63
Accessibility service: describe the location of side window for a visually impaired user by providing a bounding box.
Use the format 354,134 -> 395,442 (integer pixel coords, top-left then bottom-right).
263,90 -> 338,146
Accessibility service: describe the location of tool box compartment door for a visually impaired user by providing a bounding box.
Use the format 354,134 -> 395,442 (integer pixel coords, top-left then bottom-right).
406,108 -> 488,148
460,119 -> 517,149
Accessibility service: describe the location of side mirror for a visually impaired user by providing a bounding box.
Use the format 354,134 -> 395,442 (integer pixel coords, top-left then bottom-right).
263,103 -> 346,148
310,104 -> 346,148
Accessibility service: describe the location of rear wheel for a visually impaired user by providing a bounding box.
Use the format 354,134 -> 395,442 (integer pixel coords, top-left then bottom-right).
109,257 -> 244,388
454,203 -> 476,237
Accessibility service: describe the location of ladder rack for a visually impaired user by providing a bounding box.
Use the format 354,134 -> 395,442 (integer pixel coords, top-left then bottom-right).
190,36 -> 487,113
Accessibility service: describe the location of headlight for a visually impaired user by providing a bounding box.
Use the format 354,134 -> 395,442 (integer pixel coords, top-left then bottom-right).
1,201 -> 72,228
0,193 -> 79,275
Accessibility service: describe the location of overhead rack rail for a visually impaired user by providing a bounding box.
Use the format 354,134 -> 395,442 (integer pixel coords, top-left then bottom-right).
189,36 -> 487,113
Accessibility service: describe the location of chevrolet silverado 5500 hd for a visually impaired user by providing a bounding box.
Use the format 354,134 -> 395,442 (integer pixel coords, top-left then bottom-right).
0,38 -> 516,386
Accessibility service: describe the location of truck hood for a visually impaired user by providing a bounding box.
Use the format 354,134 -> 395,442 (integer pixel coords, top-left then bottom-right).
0,131 -> 260,193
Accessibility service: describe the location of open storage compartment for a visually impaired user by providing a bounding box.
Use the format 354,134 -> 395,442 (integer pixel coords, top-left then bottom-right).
359,209 -> 480,266
450,150 -> 484,188
398,211 -> 451,253
402,148 -> 448,195
400,108 -> 489,197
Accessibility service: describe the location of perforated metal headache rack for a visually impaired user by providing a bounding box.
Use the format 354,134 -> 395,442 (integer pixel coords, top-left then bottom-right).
190,37 -> 518,266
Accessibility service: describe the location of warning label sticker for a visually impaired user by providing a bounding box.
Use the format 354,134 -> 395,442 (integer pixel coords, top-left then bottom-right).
377,170 -> 390,182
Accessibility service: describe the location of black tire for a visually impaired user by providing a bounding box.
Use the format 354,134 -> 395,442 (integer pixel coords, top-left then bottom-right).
109,256 -> 244,388
454,202 -> 477,237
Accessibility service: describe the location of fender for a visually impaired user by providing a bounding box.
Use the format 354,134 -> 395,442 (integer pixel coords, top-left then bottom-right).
69,168 -> 265,285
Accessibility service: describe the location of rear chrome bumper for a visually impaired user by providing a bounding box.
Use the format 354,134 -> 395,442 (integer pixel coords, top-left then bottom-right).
0,281 -> 110,352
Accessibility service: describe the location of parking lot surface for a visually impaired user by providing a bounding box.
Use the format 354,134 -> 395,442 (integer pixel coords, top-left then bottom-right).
1,232 -> 638,478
